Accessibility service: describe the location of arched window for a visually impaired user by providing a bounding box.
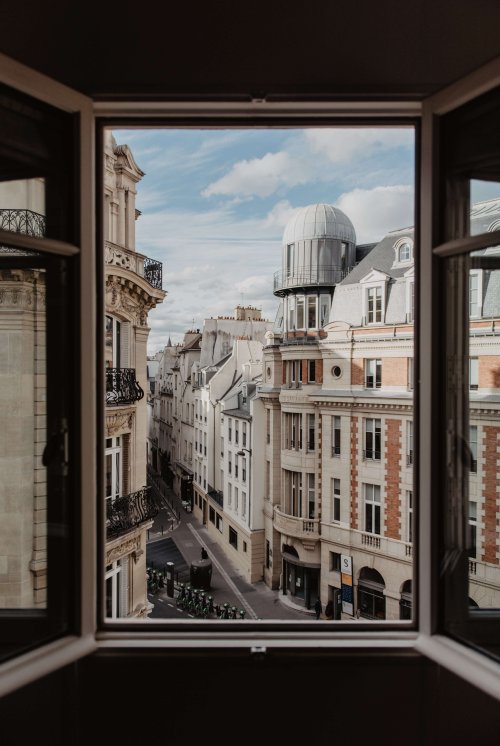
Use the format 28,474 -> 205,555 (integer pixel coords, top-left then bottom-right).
357,567 -> 386,619
400,579 -> 412,620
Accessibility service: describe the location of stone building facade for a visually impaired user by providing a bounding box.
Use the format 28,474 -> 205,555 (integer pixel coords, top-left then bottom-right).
103,132 -> 165,618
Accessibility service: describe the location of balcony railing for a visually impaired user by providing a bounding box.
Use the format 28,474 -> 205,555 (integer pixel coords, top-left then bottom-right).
273,265 -> 349,294
143,257 -> 163,290
0,208 -> 46,238
273,506 -> 320,540
106,367 -> 144,405
106,486 -> 158,539
321,522 -> 413,562
105,241 -> 163,290
208,485 -> 224,508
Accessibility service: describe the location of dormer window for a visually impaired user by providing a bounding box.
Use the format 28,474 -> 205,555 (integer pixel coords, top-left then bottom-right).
367,286 -> 382,323
394,237 -> 414,265
360,270 -> 389,326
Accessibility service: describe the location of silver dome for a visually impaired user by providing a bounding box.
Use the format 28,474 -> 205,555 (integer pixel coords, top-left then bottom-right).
283,203 -> 356,245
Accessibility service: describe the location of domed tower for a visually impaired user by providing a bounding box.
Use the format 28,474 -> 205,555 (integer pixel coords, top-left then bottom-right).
273,203 -> 356,339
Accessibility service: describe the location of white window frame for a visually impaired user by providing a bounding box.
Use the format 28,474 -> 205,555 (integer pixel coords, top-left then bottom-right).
469,270 -> 483,318
364,483 -> 382,535
332,478 -> 341,523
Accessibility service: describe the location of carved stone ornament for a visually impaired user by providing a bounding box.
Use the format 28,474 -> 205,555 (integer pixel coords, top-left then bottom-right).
105,244 -> 137,274
106,409 -> 135,436
106,534 -> 141,564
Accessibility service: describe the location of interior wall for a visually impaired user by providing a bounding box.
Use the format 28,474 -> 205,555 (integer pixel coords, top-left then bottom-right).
1,650 -> 500,745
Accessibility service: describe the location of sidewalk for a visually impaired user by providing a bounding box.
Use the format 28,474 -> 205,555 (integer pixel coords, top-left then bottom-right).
146,470 -> 313,620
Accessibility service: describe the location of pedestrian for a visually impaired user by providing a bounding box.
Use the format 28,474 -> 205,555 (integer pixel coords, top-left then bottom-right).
314,596 -> 322,620
324,599 -> 333,620
201,546 -> 208,560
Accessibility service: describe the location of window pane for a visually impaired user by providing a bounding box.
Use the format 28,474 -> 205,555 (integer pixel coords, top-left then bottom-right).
0,263 -> 47,610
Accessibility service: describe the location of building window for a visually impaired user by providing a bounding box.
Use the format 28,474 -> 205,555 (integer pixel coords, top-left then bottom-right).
469,357 -> 478,389
105,315 -> 121,368
365,358 -> 382,388
308,473 -> 315,519
366,286 -> 382,324
398,241 -> 412,262
332,478 -> 341,522
105,436 -> 122,509
209,506 -> 215,523
229,526 -> 238,550
242,422 -> 247,447
242,491 -> 246,518
332,416 -> 341,456
330,551 -> 341,571
364,483 -> 381,535
319,294 -> 330,327
469,501 -> 477,559
288,295 -> 295,330
469,425 -> 478,473
105,560 -> 122,620
407,280 -> 415,323
407,490 -> 413,543
216,513 -> 223,532
407,421 -> 413,465
407,358 -> 414,390
266,408 -> 270,444
235,421 -> 239,445
266,540 -> 271,569
364,418 -> 381,460
296,296 -> 305,329
284,412 -> 302,450
221,436 -> 224,457
228,418 -> 232,441
307,359 -> 316,383
469,271 -> 481,317
307,413 -> 315,451
307,296 -> 317,328
228,452 -> 232,474
235,456 -> 239,479
287,471 -> 302,517
243,541 -> 247,552
235,487 -> 239,512
228,483 -> 232,507
242,459 -> 247,482
358,567 -> 386,619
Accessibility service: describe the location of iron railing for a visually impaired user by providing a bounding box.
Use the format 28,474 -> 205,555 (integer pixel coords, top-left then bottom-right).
207,485 -> 224,508
273,265 -> 349,293
0,208 -> 46,238
143,257 -> 163,289
106,367 -> 144,405
106,486 -> 158,538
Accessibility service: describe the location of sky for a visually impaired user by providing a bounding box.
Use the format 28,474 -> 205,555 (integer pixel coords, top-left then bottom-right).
112,126 -> 418,354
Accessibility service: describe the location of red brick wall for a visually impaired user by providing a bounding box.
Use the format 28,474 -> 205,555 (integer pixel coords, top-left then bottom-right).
382,358 -> 407,387
316,358 -> 323,384
352,360 -> 364,386
302,359 -> 308,382
384,419 -> 401,540
350,417 -> 359,529
482,426 -> 500,564
479,356 -> 500,389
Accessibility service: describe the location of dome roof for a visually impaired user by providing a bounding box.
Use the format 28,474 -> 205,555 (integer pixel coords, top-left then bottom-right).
283,203 -> 356,245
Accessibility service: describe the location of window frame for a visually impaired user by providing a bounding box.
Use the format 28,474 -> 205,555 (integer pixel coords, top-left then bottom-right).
6,47 -> 500,709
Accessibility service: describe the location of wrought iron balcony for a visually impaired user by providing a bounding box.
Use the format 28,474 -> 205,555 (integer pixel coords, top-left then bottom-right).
105,241 -> 163,290
106,367 -> 144,405
207,485 -> 224,508
0,208 -> 46,238
106,486 -> 158,539
143,257 -> 163,290
273,265 -> 348,296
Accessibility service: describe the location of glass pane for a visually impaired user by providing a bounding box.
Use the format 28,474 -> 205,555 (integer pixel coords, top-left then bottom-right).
105,125 -> 415,624
467,248 -> 500,609
470,180 -> 500,236
0,260 -> 46,610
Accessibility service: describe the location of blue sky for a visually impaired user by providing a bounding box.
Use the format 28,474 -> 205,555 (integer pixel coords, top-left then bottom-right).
114,126 -> 418,353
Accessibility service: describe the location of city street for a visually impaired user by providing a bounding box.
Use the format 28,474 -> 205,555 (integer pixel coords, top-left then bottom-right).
146,471 -> 311,621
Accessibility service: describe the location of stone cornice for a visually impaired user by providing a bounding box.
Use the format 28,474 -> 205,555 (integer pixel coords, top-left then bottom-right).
106,408 -> 135,436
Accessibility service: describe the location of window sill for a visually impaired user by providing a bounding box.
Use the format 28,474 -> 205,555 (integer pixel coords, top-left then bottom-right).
415,633 -> 500,703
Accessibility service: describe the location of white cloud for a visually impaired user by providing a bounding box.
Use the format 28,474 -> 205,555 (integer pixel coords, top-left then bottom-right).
202,151 -> 313,199
336,185 -> 414,243
261,199 -> 301,231
304,128 -> 414,165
